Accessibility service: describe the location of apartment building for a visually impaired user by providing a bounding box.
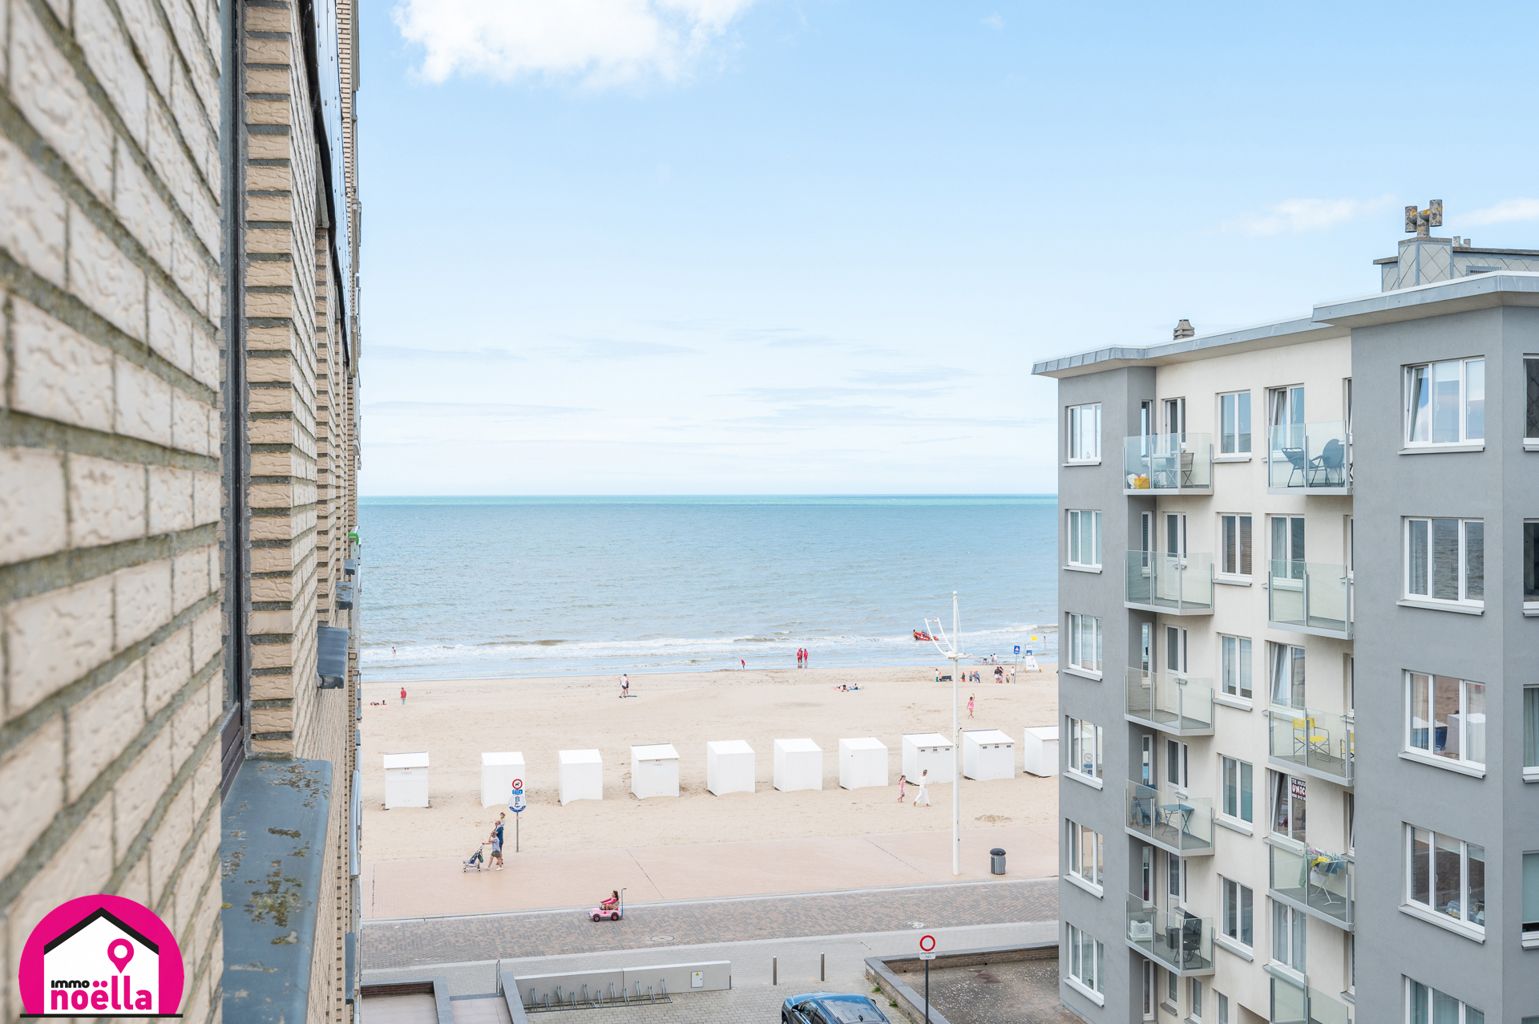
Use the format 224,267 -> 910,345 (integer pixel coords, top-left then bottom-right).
0,2 -> 362,1022
1034,215 -> 1539,1024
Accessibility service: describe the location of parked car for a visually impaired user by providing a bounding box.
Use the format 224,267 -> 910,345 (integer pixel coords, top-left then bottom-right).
781,992 -> 892,1023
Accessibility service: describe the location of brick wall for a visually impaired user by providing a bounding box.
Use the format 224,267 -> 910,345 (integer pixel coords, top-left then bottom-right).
0,0 -> 226,1019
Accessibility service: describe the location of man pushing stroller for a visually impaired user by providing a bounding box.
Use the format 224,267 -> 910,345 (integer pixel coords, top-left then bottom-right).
463,812 -> 507,872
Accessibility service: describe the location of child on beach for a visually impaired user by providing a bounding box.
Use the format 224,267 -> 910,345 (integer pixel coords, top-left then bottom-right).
913,770 -> 931,807
399,686 -> 407,705
897,774 -> 907,802
620,673 -> 630,698
967,694 -> 975,719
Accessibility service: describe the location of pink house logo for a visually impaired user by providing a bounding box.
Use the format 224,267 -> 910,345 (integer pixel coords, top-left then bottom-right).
17,894 -> 183,1017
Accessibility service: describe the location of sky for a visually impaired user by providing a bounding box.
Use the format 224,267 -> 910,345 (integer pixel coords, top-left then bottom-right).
357,1 -> 1539,496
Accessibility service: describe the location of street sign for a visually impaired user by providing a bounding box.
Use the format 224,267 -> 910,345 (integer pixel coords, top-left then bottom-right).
918,953 -> 937,961
918,933 -> 936,953
1013,645 -> 1021,655
509,783 -> 526,814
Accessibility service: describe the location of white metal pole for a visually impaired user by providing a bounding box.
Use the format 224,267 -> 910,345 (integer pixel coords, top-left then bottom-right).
951,590 -> 961,877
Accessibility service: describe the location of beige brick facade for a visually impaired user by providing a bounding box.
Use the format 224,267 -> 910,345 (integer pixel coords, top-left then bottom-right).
0,0 -> 360,1020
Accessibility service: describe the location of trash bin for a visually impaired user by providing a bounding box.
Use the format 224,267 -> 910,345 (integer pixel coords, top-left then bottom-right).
990,847 -> 1006,875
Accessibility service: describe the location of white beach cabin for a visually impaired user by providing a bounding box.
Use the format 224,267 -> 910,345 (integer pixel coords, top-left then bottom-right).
706,740 -> 755,796
558,748 -> 603,805
1021,725 -> 1060,777
772,738 -> 823,792
962,729 -> 1016,781
382,751 -> 429,808
630,744 -> 681,799
838,737 -> 889,790
480,751 -> 525,808
900,732 -> 955,785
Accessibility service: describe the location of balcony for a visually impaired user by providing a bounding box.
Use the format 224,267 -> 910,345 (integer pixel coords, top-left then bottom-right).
1269,841 -> 1354,930
1124,668 -> 1214,736
1267,422 -> 1352,495
1268,561 -> 1352,639
1269,970 -> 1353,1024
1125,893 -> 1215,976
1125,780 -> 1213,857
1125,551 -> 1214,615
1268,708 -> 1354,786
1123,433 -> 1214,495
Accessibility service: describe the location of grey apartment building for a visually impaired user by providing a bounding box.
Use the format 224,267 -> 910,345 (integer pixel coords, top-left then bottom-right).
1032,216 -> 1539,1024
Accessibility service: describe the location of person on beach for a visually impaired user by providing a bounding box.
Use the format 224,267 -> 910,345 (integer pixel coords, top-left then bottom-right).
803,649 -> 809,668
897,774 -> 908,803
489,813 -> 506,870
620,673 -> 630,698
740,658 -> 746,670
913,770 -> 931,807
399,686 -> 407,705
968,693 -> 975,719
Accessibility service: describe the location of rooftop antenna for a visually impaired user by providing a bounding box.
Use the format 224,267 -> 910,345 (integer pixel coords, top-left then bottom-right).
1404,199 -> 1443,239
924,591 -> 967,877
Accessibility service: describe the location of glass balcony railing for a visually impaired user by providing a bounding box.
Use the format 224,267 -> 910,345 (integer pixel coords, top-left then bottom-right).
1269,972 -> 1353,1024
1268,561 -> 1353,638
1125,780 -> 1214,856
1125,893 -> 1215,976
1267,422 -> 1352,492
1268,708 -> 1355,785
1125,551 -> 1214,615
1124,668 -> 1215,735
1269,841 -> 1354,930
1123,433 -> 1214,493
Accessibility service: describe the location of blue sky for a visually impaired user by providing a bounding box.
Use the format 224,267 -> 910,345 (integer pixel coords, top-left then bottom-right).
358,1 -> 1539,495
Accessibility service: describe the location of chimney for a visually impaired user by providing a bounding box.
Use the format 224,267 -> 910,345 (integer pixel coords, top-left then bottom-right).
1173,319 -> 1195,340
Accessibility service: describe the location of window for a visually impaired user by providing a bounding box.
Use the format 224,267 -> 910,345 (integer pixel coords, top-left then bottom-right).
1406,826 -> 1485,932
1524,520 -> 1539,607
1526,686 -> 1539,773
1067,403 -> 1101,463
1526,356 -> 1539,442
1066,510 -> 1102,568
1217,992 -> 1229,1024
1271,773 -> 1306,842
1141,961 -> 1156,1020
1268,643 -> 1305,709
1523,852 -> 1539,942
1219,391 -> 1251,454
1221,878 -> 1254,948
1165,739 -> 1189,790
1067,613 -> 1103,674
1219,635 -> 1252,699
1406,979 -> 1484,1024
1164,512 -> 1188,558
1272,900 -> 1306,970
1269,515 -> 1305,580
1405,517 -> 1483,605
1166,966 -> 1177,1005
1268,384 -> 1305,450
1067,717 -> 1103,781
1405,672 -> 1486,770
1165,625 -> 1187,674
1065,923 -> 1103,996
1405,357 -> 1485,446
1219,514 -> 1252,577
1221,757 -> 1253,824
1163,397 -> 1186,440
1188,978 -> 1203,1022
1068,821 -> 1104,888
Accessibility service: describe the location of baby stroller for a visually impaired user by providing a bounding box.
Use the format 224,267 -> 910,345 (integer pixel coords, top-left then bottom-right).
463,843 -> 488,872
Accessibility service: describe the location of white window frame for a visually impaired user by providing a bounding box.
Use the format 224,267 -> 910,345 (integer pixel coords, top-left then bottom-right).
1524,355 -> 1539,444
1404,356 -> 1486,447
1271,772 -> 1306,843
1405,825 -> 1484,933
1188,978 -> 1203,1023
1267,642 -> 1305,710
1403,517 -> 1484,607
1271,899 -> 1306,971
1221,877 -> 1254,949
1066,403 -> 1102,464
1525,685 -> 1539,778
1220,756 -> 1253,825
1269,514 -> 1306,582
1065,923 -> 1104,998
1404,977 -> 1485,1023
1522,852 -> 1539,943
1066,613 -> 1103,675
1404,671 -> 1486,771
1219,634 -> 1252,700
1218,513 -> 1252,579
1218,390 -> 1251,455
1164,738 -> 1189,791
1066,510 -> 1102,569
1164,625 -> 1187,675
1067,821 -> 1104,890
1524,519 -> 1539,609
1067,716 -> 1103,783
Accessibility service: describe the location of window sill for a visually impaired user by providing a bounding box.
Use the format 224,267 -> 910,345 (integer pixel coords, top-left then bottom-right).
1525,441 -> 1539,452
1399,443 -> 1485,455
1065,770 -> 1104,791
1214,575 -> 1253,587
1064,460 -> 1103,468
1400,902 -> 1486,943
1213,693 -> 1253,712
1065,873 -> 1104,899
1397,598 -> 1484,616
1213,935 -> 1255,962
1213,453 -> 1252,463
1062,666 -> 1104,682
1399,749 -> 1486,779
1064,564 -> 1103,574
1524,935 -> 1539,950
1524,603 -> 1539,617
1216,816 -> 1254,837
1064,976 -> 1105,1007
1524,768 -> 1539,783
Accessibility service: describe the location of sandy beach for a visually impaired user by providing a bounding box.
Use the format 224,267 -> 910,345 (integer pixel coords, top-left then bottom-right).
358,663 -> 1059,914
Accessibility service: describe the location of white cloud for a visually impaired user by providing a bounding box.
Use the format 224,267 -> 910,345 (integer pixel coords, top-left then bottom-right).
392,0 -> 759,87
1464,198 -> 1539,226
982,13 -> 1005,30
1225,195 -> 1393,237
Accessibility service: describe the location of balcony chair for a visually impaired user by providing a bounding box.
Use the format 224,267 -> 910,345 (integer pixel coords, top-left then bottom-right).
1281,446 -> 1308,486
1179,914 -> 1204,967
1291,716 -> 1330,761
1309,438 -> 1346,486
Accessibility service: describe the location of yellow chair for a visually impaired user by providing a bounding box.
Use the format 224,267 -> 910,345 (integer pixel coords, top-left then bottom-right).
1291,716 -> 1330,760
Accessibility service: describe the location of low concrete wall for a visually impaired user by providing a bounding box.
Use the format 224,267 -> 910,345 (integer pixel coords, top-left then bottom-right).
865,943 -> 1056,1024
504,960 -> 732,1011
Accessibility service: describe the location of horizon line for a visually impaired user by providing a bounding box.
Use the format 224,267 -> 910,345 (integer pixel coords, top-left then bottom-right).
357,491 -> 1059,499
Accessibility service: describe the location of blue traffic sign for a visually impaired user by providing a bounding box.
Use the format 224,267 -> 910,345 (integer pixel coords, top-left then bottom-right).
1013,645 -> 1021,655
509,786 -> 526,813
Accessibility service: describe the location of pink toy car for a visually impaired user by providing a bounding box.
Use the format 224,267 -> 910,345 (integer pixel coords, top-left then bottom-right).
588,888 -> 624,922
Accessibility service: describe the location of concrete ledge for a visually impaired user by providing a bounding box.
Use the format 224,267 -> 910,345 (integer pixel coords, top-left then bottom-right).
357,978 -> 456,1024
505,960 -> 731,1010
866,942 -> 1057,1024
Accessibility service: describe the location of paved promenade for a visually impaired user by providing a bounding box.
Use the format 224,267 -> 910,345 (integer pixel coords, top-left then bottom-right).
363,823 -> 1054,918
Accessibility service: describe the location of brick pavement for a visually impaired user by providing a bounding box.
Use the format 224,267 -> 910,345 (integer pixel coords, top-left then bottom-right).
361,878 -> 1057,972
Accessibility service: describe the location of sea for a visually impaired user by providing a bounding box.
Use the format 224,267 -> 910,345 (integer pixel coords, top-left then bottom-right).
357,495 -> 1059,681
